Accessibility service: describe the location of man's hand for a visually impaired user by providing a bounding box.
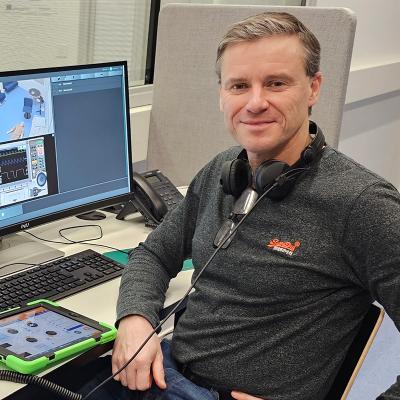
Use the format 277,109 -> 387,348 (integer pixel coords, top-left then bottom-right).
231,391 -> 265,399
111,315 -> 166,391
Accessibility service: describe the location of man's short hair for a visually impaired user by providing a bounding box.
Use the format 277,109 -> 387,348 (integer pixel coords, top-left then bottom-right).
216,12 -> 321,81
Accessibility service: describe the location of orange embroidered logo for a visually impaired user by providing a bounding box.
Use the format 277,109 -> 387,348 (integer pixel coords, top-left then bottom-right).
267,238 -> 300,256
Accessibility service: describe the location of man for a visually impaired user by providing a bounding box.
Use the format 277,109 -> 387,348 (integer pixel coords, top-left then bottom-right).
84,11 -> 400,400
7,122 -> 24,140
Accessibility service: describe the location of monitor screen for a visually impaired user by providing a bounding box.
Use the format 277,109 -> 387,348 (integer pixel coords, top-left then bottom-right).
0,62 -> 132,237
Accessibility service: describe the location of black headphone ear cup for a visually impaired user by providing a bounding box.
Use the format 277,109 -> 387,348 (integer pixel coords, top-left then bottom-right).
220,159 -> 251,197
254,160 -> 288,195
302,146 -> 315,164
220,160 -> 234,194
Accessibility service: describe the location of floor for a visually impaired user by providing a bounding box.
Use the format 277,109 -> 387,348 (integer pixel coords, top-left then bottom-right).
0,86 -> 42,143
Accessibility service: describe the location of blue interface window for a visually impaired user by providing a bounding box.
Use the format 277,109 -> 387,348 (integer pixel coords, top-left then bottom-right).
0,63 -> 131,230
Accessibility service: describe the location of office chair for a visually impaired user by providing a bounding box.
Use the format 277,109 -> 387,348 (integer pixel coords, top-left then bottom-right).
325,304 -> 385,400
4,81 -> 18,92
146,4 -> 356,186
23,97 -> 33,119
159,300 -> 384,400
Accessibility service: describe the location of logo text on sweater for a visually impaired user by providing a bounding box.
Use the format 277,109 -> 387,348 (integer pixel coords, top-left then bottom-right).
267,238 -> 300,256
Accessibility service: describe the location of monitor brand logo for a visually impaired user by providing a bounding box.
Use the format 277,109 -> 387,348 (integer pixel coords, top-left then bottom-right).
20,222 -> 30,229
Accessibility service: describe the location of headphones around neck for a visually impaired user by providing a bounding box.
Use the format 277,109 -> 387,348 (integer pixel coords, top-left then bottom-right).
220,121 -> 325,201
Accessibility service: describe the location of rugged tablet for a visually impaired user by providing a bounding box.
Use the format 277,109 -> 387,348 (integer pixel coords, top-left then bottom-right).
0,299 -> 116,374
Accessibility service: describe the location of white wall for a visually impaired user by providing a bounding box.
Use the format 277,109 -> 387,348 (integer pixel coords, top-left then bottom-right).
311,0 -> 400,189
341,92 -> 400,188
130,105 -> 151,167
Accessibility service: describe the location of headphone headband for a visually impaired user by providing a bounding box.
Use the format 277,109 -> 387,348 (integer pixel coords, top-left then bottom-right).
220,121 -> 325,199
300,120 -> 325,165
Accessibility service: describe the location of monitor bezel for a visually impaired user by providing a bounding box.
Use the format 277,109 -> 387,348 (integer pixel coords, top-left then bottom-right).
0,61 -> 133,237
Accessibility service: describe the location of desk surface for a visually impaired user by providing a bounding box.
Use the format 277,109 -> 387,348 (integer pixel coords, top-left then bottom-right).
0,209 -> 192,399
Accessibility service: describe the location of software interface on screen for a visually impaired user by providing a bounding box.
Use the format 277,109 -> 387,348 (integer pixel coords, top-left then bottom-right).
0,64 -> 131,231
0,306 -> 102,360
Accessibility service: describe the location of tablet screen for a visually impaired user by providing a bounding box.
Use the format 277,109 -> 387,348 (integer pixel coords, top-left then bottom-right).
0,306 -> 102,360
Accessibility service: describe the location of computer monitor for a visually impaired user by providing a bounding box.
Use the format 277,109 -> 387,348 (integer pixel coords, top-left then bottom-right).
0,61 -> 133,272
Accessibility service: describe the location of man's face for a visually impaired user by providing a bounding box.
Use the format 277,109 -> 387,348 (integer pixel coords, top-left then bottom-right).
219,34 -> 322,166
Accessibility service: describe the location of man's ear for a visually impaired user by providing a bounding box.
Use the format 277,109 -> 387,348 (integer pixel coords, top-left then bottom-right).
308,72 -> 323,108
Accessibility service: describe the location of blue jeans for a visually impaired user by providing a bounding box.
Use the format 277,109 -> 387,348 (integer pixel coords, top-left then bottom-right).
79,340 -> 219,400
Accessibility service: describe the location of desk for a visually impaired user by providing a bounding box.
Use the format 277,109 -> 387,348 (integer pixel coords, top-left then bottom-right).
0,209 -> 193,399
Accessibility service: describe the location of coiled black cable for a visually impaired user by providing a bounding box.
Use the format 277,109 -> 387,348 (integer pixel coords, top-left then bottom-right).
0,370 -> 83,400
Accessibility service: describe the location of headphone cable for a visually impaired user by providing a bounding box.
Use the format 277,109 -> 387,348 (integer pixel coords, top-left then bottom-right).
82,172 -> 292,399
0,169 -> 299,400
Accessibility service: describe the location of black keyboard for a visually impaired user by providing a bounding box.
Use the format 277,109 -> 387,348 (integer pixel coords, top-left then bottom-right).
0,249 -> 124,313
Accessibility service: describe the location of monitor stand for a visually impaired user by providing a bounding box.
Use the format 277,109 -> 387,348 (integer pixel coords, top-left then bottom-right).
76,210 -> 106,221
0,233 -> 64,277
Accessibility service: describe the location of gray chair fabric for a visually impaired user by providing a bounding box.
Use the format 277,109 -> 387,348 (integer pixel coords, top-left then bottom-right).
147,4 -> 356,186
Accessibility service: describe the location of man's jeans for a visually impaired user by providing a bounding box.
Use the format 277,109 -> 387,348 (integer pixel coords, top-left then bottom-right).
80,340 -> 219,400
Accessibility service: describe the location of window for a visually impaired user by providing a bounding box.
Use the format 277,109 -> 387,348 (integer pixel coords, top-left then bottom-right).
0,0 -> 150,87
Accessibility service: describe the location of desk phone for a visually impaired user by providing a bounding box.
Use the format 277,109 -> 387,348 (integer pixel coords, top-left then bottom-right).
127,170 -> 184,227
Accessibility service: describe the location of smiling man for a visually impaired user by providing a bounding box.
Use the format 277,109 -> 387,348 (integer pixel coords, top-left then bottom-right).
218,33 -> 321,170
82,12 -> 400,400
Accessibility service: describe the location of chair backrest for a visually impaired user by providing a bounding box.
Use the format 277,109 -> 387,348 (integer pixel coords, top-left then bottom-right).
325,304 -> 385,400
146,4 -> 356,186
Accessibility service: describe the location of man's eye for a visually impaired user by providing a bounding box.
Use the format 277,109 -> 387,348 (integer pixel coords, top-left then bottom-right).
230,83 -> 247,91
269,81 -> 286,88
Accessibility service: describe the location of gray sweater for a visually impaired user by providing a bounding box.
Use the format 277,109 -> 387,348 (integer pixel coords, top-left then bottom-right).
117,146 -> 400,400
